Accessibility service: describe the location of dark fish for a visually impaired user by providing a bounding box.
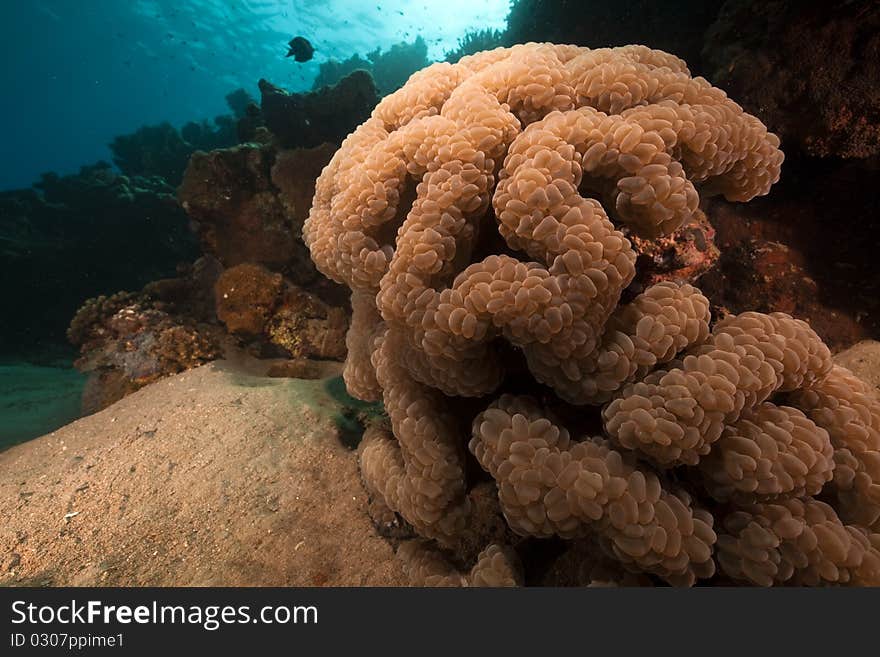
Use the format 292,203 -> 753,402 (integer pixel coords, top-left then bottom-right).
286,36 -> 314,62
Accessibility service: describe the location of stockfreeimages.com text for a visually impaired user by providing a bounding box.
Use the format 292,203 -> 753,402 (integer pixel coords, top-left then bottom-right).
11,600 -> 317,631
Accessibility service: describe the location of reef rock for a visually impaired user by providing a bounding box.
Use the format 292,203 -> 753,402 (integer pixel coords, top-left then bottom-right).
0,162 -> 198,357
704,0 -> 880,158
178,143 -> 298,270
214,263 -> 348,361
68,257 -> 225,414
0,361 -> 406,586
271,143 -> 338,230
259,70 -> 379,149
178,141 -> 337,293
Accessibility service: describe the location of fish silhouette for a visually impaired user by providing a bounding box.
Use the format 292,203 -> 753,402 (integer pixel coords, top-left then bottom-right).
286,36 -> 314,62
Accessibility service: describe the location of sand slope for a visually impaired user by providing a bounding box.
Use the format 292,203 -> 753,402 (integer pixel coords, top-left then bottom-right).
0,360 -> 406,586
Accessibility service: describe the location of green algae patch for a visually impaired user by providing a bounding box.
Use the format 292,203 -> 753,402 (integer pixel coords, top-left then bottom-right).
286,375 -> 385,450
322,376 -> 385,449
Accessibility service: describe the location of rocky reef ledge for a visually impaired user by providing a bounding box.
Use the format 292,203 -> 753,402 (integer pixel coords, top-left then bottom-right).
0,358 -> 405,586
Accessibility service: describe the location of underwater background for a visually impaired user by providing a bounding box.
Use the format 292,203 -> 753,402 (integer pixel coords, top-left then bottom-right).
0,0 -> 508,447
1,0 -> 878,449
0,0 -> 510,190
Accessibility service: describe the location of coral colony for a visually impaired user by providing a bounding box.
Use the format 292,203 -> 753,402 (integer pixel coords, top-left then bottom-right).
4,6 -> 878,589
303,44 -> 880,586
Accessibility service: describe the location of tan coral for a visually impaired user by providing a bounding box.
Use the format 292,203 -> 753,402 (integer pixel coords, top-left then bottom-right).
397,540 -> 522,587
524,280 -> 711,405
305,45 -> 781,405
303,43 -> 786,584
604,312 -> 832,466
469,394 -> 716,586
790,365 -> 880,530
361,337 -> 472,545
716,498 -> 880,586
343,291 -> 384,401
698,402 -> 835,503
305,43 -> 781,292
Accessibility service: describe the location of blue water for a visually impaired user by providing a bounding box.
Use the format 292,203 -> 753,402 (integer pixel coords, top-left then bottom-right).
0,362 -> 87,450
0,0 -> 508,190
0,0 -> 509,443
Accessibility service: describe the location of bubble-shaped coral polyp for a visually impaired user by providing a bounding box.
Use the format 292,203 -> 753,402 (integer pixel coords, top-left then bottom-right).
304,44 -> 880,585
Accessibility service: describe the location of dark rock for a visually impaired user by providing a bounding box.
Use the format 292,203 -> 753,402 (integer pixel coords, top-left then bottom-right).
258,70 -> 378,149
704,0 -> 880,158
697,158 -> 880,350
0,163 -> 198,358
505,0 -> 725,75
313,36 -> 430,96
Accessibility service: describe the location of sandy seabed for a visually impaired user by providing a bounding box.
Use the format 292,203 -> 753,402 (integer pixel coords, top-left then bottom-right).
0,359 -> 406,586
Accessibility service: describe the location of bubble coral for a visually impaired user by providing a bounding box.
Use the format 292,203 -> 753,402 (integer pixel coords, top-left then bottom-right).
604,312 -> 834,467
470,394 -> 716,585
301,44 -> 880,586
790,366 -> 880,531
397,540 -> 522,587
